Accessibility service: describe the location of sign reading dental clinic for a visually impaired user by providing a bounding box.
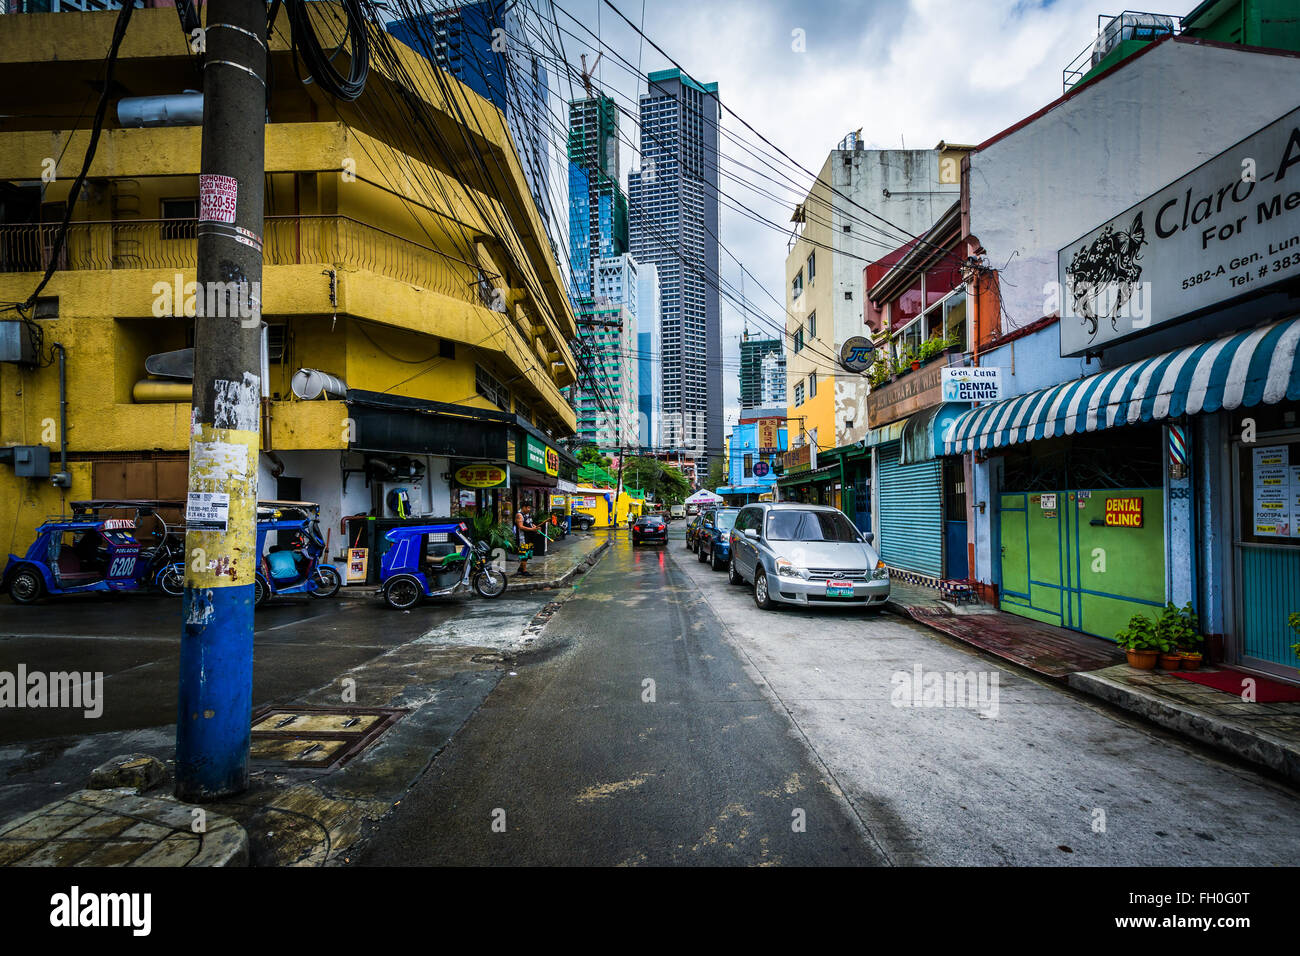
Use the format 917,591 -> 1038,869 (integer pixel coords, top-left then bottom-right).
1058,106 -> 1300,357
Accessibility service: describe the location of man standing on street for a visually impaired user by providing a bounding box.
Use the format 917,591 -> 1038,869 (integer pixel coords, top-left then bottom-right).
514,502 -> 536,577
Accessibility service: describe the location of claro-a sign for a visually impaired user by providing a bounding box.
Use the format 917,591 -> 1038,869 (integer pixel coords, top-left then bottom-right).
1058,106 -> 1300,357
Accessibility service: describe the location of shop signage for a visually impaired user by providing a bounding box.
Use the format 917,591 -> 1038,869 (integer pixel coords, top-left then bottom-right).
784,443 -> 812,475
941,366 -> 1002,402
521,435 -> 559,476
1104,497 -> 1144,528
346,548 -> 368,583
1251,444 -> 1300,537
455,463 -> 508,488
1059,106 -> 1300,357
758,418 -> 782,453
753,460 -> 770,478
840,336 -> 875,373
867,361 -> 945,426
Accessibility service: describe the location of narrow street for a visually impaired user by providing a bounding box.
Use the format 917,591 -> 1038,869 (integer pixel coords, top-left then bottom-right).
357,528 -> 1300,866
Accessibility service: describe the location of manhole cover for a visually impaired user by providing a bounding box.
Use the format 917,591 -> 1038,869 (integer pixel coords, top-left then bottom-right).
249,705 -> 405,769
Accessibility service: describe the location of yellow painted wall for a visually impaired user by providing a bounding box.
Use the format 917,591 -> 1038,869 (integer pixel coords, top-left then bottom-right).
0,10 -> 578,558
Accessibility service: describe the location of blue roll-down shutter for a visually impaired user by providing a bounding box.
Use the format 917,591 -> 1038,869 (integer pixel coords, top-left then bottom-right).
876,441 -> 944,578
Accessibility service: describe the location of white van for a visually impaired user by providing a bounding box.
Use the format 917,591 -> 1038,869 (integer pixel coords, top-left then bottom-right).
669,504 -> 686,520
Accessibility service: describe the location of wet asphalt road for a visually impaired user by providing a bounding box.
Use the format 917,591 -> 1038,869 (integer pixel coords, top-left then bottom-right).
357,530 -> 883,865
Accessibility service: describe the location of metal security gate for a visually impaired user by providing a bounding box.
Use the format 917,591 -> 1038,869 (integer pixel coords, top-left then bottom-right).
877,441 -> 943,578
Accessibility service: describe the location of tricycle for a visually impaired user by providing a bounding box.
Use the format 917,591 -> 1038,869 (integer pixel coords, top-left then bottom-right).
2,509 -> 154,603
153,499 -> 341,606
379,521 -> 507,610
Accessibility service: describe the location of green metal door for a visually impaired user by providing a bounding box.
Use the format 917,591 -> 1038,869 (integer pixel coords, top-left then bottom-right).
997,488 -> 1164,637
998,492 -> 1065,627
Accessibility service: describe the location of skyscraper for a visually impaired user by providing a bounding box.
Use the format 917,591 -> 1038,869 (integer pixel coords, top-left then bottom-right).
567,94 -> 628,299
629,68 -> 721,470
738,333 -> 782,410
637,263 -> 662,451
388,1 -> 552,242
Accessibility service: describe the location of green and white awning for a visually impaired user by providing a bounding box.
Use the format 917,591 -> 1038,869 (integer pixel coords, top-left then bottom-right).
943,317 -> 1300,455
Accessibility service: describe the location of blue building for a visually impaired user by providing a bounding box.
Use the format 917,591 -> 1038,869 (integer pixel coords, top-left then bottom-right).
719,411 -> 788,503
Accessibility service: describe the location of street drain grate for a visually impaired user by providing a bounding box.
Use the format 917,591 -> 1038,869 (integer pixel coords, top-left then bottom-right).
249,705 -> 406,768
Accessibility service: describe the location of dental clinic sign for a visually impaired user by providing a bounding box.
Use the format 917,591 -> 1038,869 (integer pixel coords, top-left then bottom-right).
1058,106 -> 1300,357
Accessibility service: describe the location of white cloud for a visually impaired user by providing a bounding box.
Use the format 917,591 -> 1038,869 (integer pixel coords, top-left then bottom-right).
547,0 -> 1102,417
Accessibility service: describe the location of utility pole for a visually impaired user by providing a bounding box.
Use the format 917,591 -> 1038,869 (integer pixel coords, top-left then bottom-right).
176,0 -> 267,801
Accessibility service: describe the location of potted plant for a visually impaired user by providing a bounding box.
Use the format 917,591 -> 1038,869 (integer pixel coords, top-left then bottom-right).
917,336 -> 952,365
1288,612 -> 1300,669
1115,613 -> 1160,669
867,360 -> 891,389
468,513 -> 514,553
1166,602 -> 1204,670
894,347 -> 917,377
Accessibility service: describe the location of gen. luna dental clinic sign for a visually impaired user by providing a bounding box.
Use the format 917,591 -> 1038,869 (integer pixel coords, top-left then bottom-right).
1057,105 -> 1300,358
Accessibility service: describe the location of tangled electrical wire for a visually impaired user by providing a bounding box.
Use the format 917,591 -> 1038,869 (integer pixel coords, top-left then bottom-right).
283,0 -> 370,101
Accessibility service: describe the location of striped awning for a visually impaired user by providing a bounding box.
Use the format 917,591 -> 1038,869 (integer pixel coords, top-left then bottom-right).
943,316 -> 1300,455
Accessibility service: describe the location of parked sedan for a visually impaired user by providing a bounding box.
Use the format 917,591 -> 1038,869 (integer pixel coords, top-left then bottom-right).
631,515 -> 668,546
684,513 -> 705,551
727,503 -> 889,611
697,507 -> 739,571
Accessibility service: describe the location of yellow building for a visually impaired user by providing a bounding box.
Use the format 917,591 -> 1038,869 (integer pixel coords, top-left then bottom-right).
0,7 -> 579,561
780,135 -> 960,513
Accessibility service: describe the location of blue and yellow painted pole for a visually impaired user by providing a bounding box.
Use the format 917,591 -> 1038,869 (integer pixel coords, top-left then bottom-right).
175,0 -> 267,802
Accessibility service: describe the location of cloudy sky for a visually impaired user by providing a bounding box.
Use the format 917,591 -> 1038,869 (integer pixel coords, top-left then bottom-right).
533,0 -> 1106,417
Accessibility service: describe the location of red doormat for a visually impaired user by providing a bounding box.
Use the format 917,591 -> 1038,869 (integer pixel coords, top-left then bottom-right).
1170,667 -> 1300,702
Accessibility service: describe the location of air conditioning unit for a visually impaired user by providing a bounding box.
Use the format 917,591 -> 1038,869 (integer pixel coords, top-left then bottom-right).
0,322 -> 36,366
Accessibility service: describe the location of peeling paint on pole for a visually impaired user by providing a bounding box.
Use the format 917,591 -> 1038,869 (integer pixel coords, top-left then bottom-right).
175,0 -> 267,803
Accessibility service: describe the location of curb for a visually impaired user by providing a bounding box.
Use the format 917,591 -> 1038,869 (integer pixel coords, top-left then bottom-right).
1068,669 -> 1300,784
508,540 -> 611,591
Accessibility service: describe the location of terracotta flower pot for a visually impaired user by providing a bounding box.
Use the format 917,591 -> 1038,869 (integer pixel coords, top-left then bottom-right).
1159,652 -> 1183,670
1125,649 -> 1158,670
1181,652 -> 1203,671
910,360 -> 921,371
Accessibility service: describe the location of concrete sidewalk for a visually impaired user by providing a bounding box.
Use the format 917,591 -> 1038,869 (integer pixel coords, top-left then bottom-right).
0,787 -> 247,867
886,580 -> 1124,679
888,579 -> 1300,785
1070,665 -> 1300,784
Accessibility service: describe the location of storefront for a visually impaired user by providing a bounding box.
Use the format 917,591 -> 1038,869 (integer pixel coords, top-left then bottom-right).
869,403 -> 969,581
946,317 -> 1300,670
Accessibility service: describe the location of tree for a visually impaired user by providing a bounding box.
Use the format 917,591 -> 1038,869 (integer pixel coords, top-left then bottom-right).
622,456 -> 690,505
705,457 -> 727,492
577,444 -> 612,470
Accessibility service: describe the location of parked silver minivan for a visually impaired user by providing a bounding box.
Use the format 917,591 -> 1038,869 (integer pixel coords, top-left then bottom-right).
727,503 -> 890,610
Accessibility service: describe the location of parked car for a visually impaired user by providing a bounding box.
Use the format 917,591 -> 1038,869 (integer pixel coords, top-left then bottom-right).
669,504 -> 686,520
697,507 -> 740,571
570,513 -> 595,532
727,503 -> 889,611
684,513 -> 705,551
631,515 -> 668,546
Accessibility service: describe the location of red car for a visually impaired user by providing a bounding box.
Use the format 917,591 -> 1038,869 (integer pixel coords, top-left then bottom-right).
631,515 -> 668,546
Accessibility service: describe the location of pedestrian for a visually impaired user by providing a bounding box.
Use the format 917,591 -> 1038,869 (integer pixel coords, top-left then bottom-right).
514,502 -> 536,577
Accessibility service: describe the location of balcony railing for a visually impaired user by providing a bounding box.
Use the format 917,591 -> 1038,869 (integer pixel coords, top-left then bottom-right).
0,215 -> 500,307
